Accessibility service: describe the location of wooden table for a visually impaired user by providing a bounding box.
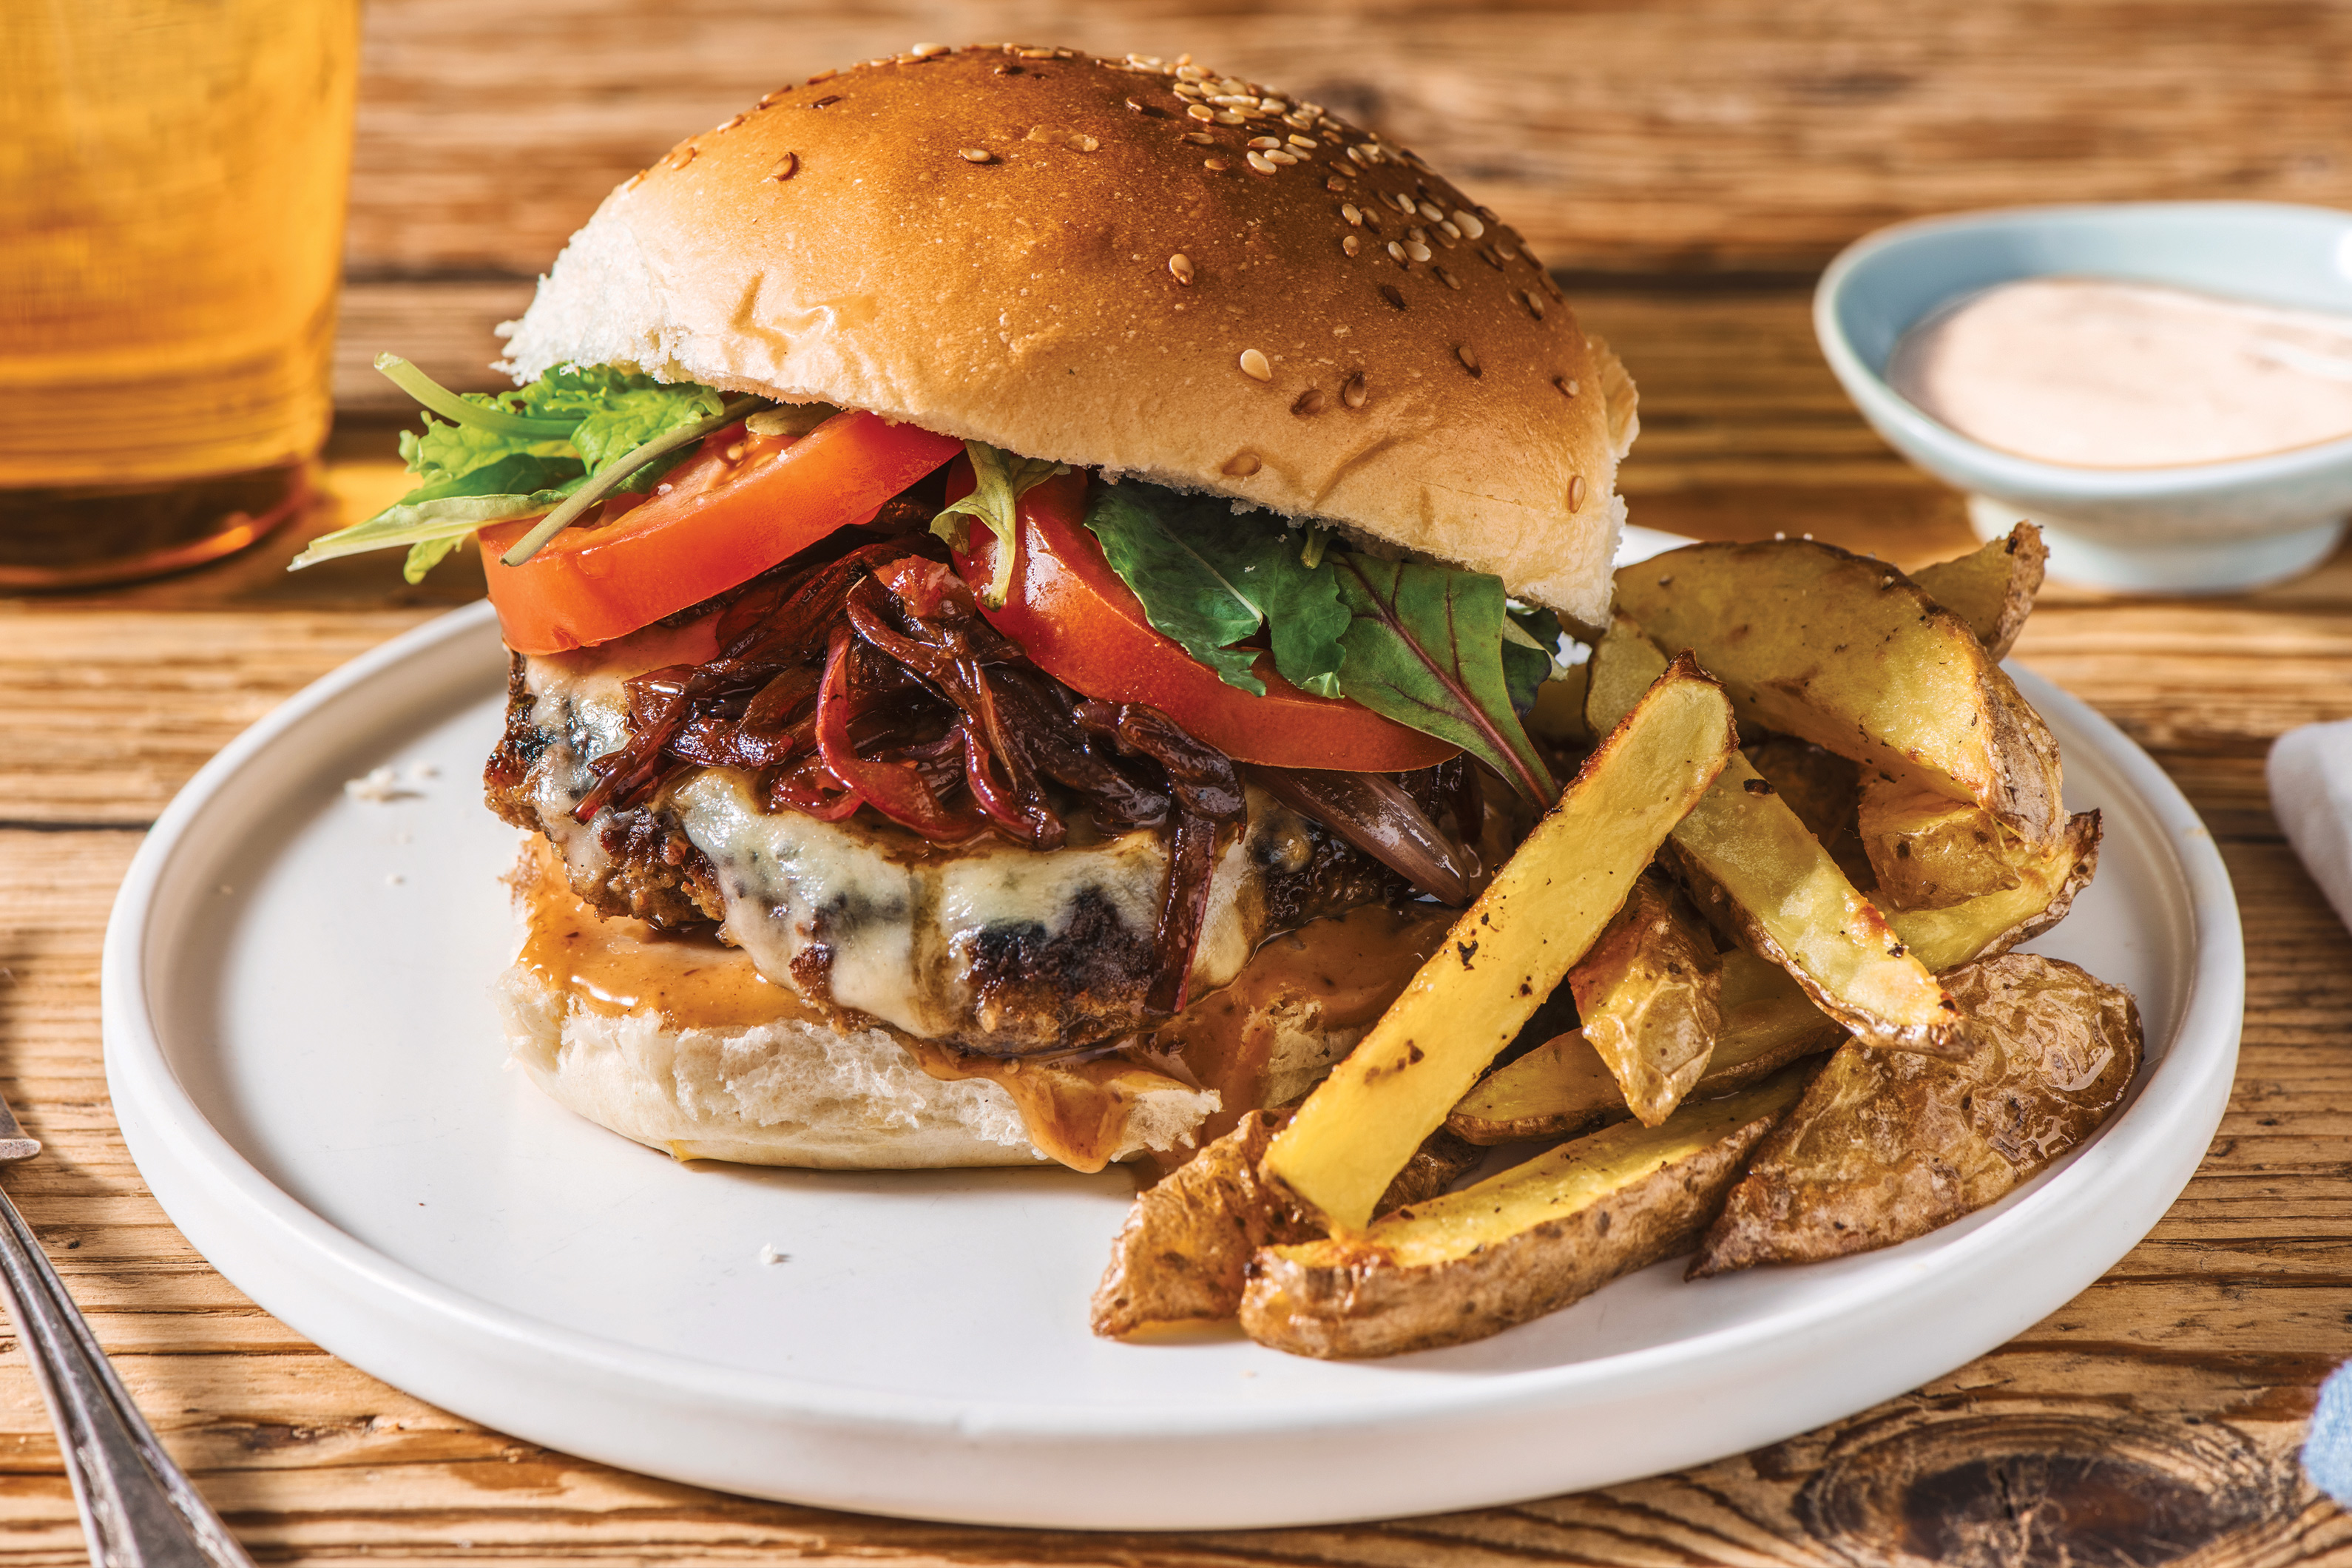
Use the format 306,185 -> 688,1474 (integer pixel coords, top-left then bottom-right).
9,4 -> 2352,1563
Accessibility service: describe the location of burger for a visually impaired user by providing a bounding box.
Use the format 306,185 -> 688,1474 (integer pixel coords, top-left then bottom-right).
300,43 -> 1638,1172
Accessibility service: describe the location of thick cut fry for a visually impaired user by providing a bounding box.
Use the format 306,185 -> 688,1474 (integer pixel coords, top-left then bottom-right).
1089,1113 -> 1485,1336
1449,951 -> 1841,1144
1589,617 -> 1959,1055
1569,874 -> 1723,1125
1693,953 -> 2140,1276
1241,1068 -> 1812,1358
1889,810 -> 2101,973
1743,734 -> 1873,889
1089,1111 -> 1314,1337
1263,655 -> 1737,1232
1911,522 -> 2046,661
1860,772 -> 2036,910
1615,539 -> 2066,848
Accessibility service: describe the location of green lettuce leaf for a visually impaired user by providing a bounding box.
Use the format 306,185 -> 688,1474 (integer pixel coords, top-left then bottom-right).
1501,605 -> 1565,715
1080,481 -> 1349,698
930,442 -> 1069,607
292,360 -> 738,578
1328,555 -> 1561,802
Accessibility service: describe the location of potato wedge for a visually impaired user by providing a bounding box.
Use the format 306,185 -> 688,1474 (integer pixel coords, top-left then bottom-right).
1449,950 -> 1842,1144
1569,873 -> 1723,1125
1089,1112 -> 1486,1336
1860,771 -> 2036,910
1745,734 -> 1873,888
1911,522 -> 2046,661
1888,810 -> 2101,973
1589,616 -> 1959,1055
1615,539 -> 2066,848
1263,655 -> 1737,1232
1241,1067 -> 1813,1358
1693,953 -> 2140,1276
1089,1110 -> 1315,1336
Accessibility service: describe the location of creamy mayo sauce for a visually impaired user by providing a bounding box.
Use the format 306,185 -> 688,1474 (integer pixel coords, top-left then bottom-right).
1888,277 -> 2352,468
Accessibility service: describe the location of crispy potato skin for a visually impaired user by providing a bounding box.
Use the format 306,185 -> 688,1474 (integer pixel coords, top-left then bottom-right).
1889,810 -> 2101,973
1090,1112 -> 1317,1336
1692,953 -> 2140,1276
1912,523 -> 2047,663
1089,1116 -> 1486,1337
1240,1111 -> 1779,1359
1859,774 -> 2033,910
1615,538 -> 2066,849
1569,875 -> 1724,1125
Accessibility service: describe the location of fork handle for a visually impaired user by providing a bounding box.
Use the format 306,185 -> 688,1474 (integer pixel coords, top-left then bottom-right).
0,1183 -> 254,1568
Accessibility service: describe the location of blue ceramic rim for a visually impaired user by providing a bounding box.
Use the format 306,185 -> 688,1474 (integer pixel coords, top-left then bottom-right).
1814,200 -> 2352,504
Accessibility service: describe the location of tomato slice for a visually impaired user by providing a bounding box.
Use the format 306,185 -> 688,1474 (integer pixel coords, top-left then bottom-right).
477,410 -> 963,655
950,470 -> 1458,771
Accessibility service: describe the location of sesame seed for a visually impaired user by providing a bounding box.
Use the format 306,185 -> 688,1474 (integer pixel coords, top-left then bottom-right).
1479,245 -> 1505,270
1259,98 -> 1288,113
1455,343 -> 1482,376
1209,94 -> 1255,107
1284,112 -> 1316,129
1325,175 -> 1348,192
1453,209 -> 1486,239
1239,348 -> 1273,380
1177,64 -> 1206,81
1301,100 -> 1325,114
1223,453 -> 1263,476
808,95 -> 841,109
1417,200 -> 1444,222
1184,131 -> 1216,144
1265,149 -> 1298,165
910,41 -> 948,57
1249,136 -> 1282,149
1068,133 -> 1100,152
1496,243 -> 1519,262
1342,371 -> 1368,408
1520,288 -> 1545,319
1187,103 -> 1216,121
1553,375 -> 1578,397
1342,234 -> 1362,256
1346,145 -> 1369,165
1288,134 -> 1318,149
1378,283 -> 1406,310
1292,388 -> 1327,416
1390,192 -> 1416,213
808,68 -> 837,82
1175,82 -> 1206,98
1176,53 -> 1193,65
1204,157 -> 1230,170
1341,203 -> 1363,225
1405,240 -> 1432,262
1169,252 -> 1195,284
1437,220 -> 1461,242
1433,264 -> 1460,289
959,146 -> 996,163
762,152 -> 798,182
717,113 -> 748,133
756,88 -> 792,108
1569,475 -> 1588,510
1214,109 -> 1246,125
664,143 -> 697,169
1018,46 -> 1054,58
1385,240 -> 1406,263
1125,97 -> 1146,113
1246,151 -> 1277,174
1408,226 -> 1427,244
1215,77 -> 1248,93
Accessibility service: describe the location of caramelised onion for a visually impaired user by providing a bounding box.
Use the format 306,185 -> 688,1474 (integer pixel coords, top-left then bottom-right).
1246,764 -> 1479,905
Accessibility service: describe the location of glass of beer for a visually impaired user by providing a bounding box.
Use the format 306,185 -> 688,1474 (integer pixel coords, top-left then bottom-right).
0,1 -> 360,589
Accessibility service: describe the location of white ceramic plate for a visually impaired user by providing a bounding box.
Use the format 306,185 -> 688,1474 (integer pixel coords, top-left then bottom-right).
104,533 -> 2241,1530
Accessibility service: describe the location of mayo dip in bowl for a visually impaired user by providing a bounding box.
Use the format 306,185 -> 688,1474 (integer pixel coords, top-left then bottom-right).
1816,201 -> 2352,593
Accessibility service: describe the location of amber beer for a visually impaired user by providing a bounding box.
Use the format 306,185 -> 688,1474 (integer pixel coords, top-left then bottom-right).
0,1 -> 359,587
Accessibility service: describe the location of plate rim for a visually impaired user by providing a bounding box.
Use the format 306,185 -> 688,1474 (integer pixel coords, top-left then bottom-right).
99,595 -> 2245,1520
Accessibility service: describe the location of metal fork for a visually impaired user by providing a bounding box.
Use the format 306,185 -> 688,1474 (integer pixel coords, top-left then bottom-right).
0,1093 -> 254,1568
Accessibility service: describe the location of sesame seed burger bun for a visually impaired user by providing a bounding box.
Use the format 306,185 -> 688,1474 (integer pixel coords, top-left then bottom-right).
499,44 -> 1638,631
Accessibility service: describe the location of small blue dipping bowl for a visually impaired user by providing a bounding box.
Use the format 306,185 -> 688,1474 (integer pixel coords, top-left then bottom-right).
1816,201 -> 2352,593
